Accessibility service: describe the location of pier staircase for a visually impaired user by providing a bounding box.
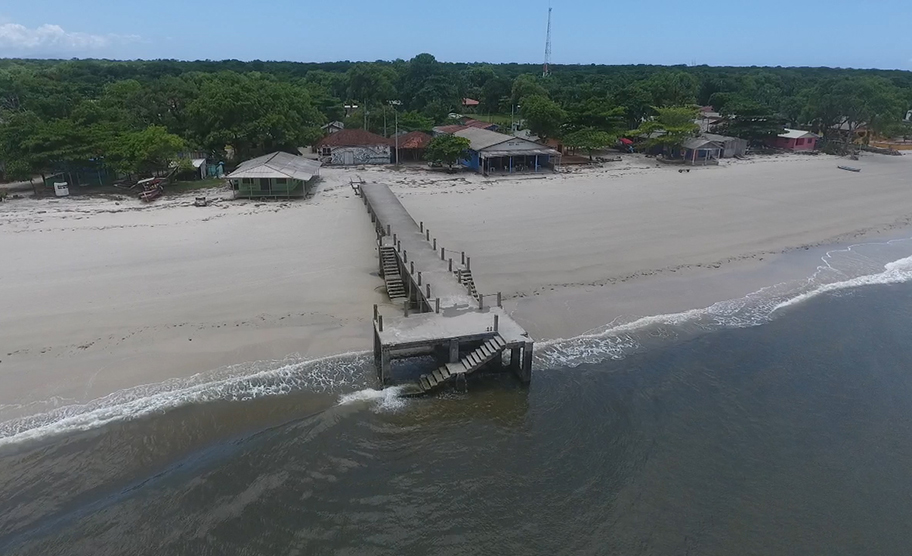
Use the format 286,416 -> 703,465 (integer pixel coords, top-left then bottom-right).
405,334 -> 507,396
379,246 -> 406,300
457,269 -> 478,298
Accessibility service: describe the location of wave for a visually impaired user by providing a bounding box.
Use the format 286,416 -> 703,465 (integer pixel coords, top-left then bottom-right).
5,238 -> 912,448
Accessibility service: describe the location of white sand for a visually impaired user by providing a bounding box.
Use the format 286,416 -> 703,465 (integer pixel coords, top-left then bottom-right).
2,153 -> 911,418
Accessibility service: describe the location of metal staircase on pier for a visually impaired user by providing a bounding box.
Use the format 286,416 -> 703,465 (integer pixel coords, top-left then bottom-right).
457,269 -> 478,298
401,335 -> 507,396
379,246 -> 406,300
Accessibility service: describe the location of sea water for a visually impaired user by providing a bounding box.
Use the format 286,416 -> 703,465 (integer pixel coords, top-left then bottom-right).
2,239 -> 912,555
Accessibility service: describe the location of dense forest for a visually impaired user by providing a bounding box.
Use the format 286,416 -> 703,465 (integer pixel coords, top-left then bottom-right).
1,54 -> 910,182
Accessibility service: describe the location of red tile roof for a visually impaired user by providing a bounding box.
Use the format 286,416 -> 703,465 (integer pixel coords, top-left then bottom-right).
463,119 -> 497,129
462,98 -> 480,106
394,131 -> 433,150
314,128 -> 390,148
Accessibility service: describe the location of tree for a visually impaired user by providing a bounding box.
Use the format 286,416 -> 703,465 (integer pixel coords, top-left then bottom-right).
565,98 -> 626,135
425,135 -> 471,170
629,106 -> 700,152
105,126 -> 185,176
716,100 -> 786,144
521,95 -> 566,140
562,128 -> 616,161
511,74 -> 548,106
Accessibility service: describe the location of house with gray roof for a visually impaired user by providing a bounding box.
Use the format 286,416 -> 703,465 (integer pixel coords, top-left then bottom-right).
447,128 -> 560,175
226,152 -> 322,199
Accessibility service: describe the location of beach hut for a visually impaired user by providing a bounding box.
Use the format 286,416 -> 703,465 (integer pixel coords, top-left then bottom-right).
682,138 -> 722,165
701,133 -> 748,158
770,129 -> 819,151
392,131 -> 433,163
226,152 -> 322,199
313,129 -> 391,165
451,127 -> 560,175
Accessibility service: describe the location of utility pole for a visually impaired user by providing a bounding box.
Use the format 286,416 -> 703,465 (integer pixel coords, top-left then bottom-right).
389,100 -> 402,166
543,5 -> 552,78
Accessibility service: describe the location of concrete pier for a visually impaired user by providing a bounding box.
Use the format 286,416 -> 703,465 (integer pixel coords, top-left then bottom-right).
358,181 -> 533,394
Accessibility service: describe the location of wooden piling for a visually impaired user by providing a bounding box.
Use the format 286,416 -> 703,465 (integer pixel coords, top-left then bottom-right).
448,258 -> 453,272
497,292 -> 502,307
435,298 -> 440,313
461,251 -> 465,265
378,315 -> 384,332
467,256 -> 471,271
494,315 -> 499,332
441,247 -> 445,260
426,284 -> 431,298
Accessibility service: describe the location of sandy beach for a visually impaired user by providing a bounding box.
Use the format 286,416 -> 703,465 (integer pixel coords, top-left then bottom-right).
2,152 -> 911,420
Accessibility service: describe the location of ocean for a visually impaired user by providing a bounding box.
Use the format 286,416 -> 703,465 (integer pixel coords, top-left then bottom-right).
2,239 -> 912,555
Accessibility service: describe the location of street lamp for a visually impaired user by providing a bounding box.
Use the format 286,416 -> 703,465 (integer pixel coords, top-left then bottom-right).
389,100 -> 402,166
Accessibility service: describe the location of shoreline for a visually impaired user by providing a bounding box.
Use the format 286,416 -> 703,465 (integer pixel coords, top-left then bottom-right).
2,152 -> 912,424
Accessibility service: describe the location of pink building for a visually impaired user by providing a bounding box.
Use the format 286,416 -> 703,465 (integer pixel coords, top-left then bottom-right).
771,129 -> 819,151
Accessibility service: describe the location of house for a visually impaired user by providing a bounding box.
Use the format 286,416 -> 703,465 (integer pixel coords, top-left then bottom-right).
682,138 -> 722,165
447,127 -> 560,174
698,106 -> 725,133
433,124 -> 468,136
226,152 -> 322,199
702,133 -> 748,158
313,129 -> 391,165
391,131 -> 433,163
462,98 -> 480,108
770,129 -> 819,151
321,121 -> 345,135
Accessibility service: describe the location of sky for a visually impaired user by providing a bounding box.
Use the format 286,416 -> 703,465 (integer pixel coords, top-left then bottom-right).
1,0 -> 911,70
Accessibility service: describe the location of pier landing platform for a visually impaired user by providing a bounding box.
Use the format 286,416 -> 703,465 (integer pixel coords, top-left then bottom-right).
357,181 -> 533,395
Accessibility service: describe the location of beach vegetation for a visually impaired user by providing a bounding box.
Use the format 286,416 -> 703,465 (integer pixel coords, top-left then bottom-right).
425,135 -> 471,170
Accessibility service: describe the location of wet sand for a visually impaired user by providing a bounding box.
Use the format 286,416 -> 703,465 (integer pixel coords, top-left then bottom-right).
1,153 -> 911,419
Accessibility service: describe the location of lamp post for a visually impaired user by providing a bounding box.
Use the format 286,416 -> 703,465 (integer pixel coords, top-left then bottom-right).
389,100 -> 402,167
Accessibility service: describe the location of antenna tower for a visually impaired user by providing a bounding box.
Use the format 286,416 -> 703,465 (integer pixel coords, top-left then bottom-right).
542,6 -> 552,78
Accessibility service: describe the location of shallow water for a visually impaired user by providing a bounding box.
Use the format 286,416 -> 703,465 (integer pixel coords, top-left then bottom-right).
3,239 -> 912,555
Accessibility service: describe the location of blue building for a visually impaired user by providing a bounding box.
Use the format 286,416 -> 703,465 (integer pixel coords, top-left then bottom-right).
450,128 -> 560,175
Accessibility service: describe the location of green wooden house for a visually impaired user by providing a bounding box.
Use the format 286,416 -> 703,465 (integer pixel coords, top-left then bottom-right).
227,152 -> 322,199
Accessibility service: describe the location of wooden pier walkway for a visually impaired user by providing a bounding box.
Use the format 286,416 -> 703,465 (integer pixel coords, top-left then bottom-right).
357,181 -> 533,395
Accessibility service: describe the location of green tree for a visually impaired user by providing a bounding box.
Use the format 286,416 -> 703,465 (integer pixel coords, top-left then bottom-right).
511,74 -> 548,106
425,135 -> 471,170
716,100 -> 786,143
566,98 -> 626,135
105,126 -> 185,176
562,128 -> 616,161
520,95 -> 566,140
629,106 -> 700,152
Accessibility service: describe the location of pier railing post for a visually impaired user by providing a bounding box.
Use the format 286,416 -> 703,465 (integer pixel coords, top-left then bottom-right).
373,304 -> 378,320
378,315 -> 384,332
441,247 -> 445,260
420,221 -> 424,233
435,298 -> 440,313
410,261 -> 415,274
494,315 -> 499,332
497,292 -> 502,307
403,250 -> 407,263
426,284 -> 431,299
461,251 -> 465,265
467,256 -> 471,271
433,238 -> 437,250
404,303 -> 409,317
418,272 -> 422,286
479,295 -> 484,310
386,224 -> 391,236
448,258 -> 453,272
393,232 -> 397,244
426,229 -> 430,241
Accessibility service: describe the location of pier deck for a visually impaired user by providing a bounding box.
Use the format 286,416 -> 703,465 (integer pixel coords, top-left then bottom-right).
358,181 -> 533,394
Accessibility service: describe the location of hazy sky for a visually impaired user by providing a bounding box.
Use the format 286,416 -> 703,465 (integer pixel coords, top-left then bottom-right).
1,0 -> 911,69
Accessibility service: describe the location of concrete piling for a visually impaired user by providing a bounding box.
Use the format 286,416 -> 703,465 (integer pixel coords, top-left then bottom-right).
433,238 -> 437,250
441,247 -> 445,260
435,298 -> 440,313
497,292 -> 502,307
426,284 -> 431,298
378,315 -> 384,332
494,315 -> 499,332
448,259 -> 453,272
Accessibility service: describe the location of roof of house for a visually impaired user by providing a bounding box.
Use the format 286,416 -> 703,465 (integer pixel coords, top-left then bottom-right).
314,128 -> 390,148
702,133 -> 746,144
322,121 -> 344,129
682,138 -> 722,150
434,124 -> 469,134
227,152 -> 322,181
395,131 -> 433,149
779,129 -> 819,139
462,98 -> 480,106
462,119 -> 497,130
453,127 -> 514,151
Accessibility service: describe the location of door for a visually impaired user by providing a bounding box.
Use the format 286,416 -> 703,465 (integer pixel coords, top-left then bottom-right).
343,151 -> 354,165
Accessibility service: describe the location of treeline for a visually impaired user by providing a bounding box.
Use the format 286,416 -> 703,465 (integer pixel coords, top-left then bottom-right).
1,54 -> 910,181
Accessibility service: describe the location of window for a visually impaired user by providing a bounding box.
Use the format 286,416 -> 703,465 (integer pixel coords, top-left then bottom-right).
321,147 -> 332,156
241,178 -> 252,185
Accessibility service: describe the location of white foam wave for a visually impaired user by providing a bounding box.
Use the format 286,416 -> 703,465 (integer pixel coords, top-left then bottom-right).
774,255 -> 912,311
0,351 -> 371,449
338,386 -> 406,411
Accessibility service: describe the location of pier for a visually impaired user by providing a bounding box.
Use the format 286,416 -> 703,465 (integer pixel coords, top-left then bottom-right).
356,181 -> 533,395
